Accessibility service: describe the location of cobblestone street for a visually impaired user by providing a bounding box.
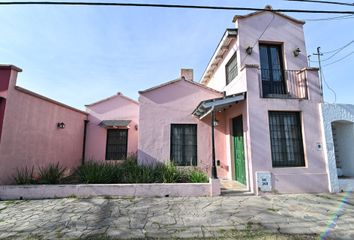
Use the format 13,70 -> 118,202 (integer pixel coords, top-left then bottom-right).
0,193 -> 354,239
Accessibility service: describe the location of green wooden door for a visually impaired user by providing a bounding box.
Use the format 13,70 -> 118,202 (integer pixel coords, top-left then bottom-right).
233,116 -> 246,184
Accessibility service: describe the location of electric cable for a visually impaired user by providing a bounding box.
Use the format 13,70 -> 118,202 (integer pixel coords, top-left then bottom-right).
0,1 -> 353,14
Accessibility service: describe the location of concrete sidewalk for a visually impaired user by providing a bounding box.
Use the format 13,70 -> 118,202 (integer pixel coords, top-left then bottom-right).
0,193 -> 354,239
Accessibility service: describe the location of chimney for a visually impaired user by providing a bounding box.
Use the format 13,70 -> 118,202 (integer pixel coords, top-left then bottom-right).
180,68 -> 193,81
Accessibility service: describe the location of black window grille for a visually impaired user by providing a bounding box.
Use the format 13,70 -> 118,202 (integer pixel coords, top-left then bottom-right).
225,52 -> 238,85
170,124 -> 197,166
268,112 -> 305,167
105,129 -> 128,160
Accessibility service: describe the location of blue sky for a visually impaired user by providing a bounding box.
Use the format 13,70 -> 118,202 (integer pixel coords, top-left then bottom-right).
0,0 -> 353,110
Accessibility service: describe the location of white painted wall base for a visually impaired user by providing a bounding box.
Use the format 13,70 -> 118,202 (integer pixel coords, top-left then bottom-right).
0,179 -> 220,200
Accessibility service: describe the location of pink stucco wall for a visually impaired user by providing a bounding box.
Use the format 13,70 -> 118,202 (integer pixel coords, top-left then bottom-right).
245,66 -> 328,194
138,79 -> 224,175
0,66 -> 87,184
85,93 -> 139,161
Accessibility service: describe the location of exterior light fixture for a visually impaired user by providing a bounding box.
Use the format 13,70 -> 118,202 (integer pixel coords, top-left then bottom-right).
57,122 -> 65,129
246,46 -> 253,55
293,48 -> 301,57
213,119 -> 219,127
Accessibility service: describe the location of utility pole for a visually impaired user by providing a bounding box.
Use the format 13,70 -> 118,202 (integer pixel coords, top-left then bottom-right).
211,110 -> 217,179
313,47 -> 323,96
307,55 -> 311,67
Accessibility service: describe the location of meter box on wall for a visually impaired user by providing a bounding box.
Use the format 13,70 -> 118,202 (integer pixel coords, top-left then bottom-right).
256,171 -> 272,192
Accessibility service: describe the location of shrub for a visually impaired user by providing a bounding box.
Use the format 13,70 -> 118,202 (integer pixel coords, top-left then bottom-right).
76,161 -> 121,184
187,169 -> 209,183
14,166 -> 35,185
37,162 -> 66,184
76,159 -> 208,184
154,162 -> 185,183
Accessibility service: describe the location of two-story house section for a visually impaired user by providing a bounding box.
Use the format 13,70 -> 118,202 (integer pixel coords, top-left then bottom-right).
196,6 -> 329,194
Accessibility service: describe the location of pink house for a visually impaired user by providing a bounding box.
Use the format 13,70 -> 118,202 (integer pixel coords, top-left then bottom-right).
85,92 -> 139,161
0,7 -> 331,194
138,69 -> 223,173
199,9 -> 327,194
0,65 -> 87,184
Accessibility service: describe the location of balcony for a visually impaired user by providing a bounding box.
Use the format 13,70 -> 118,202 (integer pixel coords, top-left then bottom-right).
260,69 -> 308,99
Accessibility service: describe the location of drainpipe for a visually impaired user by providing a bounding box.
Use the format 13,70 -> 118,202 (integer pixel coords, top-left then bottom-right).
82,119 -> 89,165
211,109 -> 218,179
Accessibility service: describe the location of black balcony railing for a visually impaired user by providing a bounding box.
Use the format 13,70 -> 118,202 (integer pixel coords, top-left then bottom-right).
260,69 -> 308,99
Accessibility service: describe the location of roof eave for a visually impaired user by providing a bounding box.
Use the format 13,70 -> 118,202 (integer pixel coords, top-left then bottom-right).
200,28 -> 238,85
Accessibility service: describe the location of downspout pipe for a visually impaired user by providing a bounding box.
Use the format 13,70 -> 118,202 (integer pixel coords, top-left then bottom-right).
82,119 -> 89,165
211,107 -> 218,179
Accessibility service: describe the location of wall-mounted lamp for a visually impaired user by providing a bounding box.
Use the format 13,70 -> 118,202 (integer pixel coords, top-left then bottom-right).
293,48 -> 301,57
135,124 -> 138,131
57,122 -> 65,129
246,46 -> 253,55
213,119 -> 219,127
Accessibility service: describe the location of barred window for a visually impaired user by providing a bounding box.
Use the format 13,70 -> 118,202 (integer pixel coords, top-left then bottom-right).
170,124 -> 197,166
269,112 -> 305,167
226,52 -> 238,85
105,129 -> 128,160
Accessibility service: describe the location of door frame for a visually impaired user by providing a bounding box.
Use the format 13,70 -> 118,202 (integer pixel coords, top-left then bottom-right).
232,115 -> 247,185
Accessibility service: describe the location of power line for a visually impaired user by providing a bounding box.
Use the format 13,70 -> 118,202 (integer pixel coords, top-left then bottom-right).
310,40 -> 354,64
321,69 -> 337,103
321,40 -> 354,54
286,0 -> 354,7
304,14 -> 354,21
321,40 -> 354,61
0,1 -> 354,14
323,51 -> 354,67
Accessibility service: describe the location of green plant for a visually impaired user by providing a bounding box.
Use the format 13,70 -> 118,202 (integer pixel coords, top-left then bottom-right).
156,162 -> 184,183
76,161 -> 121,183
37,162 -> 66,184
187,169 -> 209,183
14,166 -> 35,184
75,158 -> 209,184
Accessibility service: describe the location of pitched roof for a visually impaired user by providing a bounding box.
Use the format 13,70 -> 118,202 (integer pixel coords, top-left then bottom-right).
85,92 -> 138,107
139,78 -> 223,95
232,6 -> 305,25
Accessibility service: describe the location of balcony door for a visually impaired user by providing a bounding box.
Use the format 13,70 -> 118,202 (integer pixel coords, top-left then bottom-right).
259,44 -> 285,96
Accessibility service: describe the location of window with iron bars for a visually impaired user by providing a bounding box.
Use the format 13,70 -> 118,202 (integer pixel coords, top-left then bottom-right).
268,111 -> 305,167
170,124 -> 197,166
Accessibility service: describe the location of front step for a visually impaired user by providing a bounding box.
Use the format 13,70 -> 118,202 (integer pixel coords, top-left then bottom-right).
221,189 -> 254,196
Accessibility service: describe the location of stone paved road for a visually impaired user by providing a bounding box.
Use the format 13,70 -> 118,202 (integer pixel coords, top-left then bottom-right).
0,193 -> 354,239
